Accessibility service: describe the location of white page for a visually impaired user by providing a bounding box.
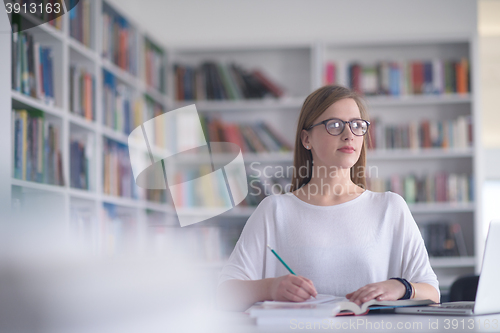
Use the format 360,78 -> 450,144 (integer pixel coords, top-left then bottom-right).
262,294 -> 347,306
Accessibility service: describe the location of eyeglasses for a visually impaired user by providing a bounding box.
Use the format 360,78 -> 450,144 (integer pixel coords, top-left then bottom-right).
307,118 -> 370,136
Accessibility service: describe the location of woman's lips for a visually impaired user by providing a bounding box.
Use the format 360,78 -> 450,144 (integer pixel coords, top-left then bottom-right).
338,147 -> 355,153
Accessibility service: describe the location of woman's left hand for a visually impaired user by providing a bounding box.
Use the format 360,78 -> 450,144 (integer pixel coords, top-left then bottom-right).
345,279 -> 406,305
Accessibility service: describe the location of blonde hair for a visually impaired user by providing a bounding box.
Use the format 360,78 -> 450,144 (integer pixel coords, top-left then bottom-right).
290,85 -> 371,192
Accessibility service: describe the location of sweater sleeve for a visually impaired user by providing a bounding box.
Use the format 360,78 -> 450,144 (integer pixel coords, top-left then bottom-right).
217,196 -> 274,288
395,194 -> 441,298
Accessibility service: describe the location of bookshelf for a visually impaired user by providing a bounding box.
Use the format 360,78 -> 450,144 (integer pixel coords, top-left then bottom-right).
8,0 -> 176,257
166,38 -> 481,296
5,1 -> 481,297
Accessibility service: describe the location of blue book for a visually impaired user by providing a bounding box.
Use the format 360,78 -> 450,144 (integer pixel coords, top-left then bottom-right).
42,48 -> 49,101
14,117 -> 22,179
47,49 -> 54,100
124,99 -> 131,134
423,62 -> 433,94
69,0 -> 77,20
22,35 -> 29,95
389,63 -> 400,96
437,121 -> 443,147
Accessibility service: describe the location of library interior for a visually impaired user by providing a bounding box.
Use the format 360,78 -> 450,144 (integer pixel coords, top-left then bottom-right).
1,0 -> 500,332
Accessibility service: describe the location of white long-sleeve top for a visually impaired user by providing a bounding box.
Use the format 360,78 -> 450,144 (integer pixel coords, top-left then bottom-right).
218,190 -> 440,298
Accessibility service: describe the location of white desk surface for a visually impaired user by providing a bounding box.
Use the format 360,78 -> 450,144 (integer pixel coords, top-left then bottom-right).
212,311 -> 500,333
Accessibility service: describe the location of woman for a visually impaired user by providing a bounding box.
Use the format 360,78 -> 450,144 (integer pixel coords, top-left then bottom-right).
216,85 -> 440,311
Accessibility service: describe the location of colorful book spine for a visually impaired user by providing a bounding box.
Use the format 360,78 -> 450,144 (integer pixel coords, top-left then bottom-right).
70,134 -> 93,190
367,172 -> 473,204
174,62 -> 287,101
336,58 -> 471,97
102,138 -> 137,199
69,0 -> 92,47
324,61 -> 336,85
367,116 -> 473,150
11,28 -> 55,104
144,38 -> 164,92
419,222 -> 468,257
144,95 -> 166,149
70,65 -> 95,120
200,116 -> 292,153
102,70 -> 135,134
12,109 -> 64,186
102,3 -> 138,75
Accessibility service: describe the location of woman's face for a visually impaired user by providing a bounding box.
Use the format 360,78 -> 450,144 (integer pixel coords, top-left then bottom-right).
301,98 -> 365,170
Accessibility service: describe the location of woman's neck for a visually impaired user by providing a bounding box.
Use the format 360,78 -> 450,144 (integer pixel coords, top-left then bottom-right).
293,166 -> 365,206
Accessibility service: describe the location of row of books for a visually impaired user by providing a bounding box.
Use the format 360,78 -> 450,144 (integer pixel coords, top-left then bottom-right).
102,2 -> 138,75
324,58 -> 470,96
70,136 -> 92,190
11,26 -> 55,105
69,65 -> 95,120
14,0 -> 63,30
419,222 -> 468,257
69,0 -> 92,48
102,70 -> 168,138
102,138 -> 137,199
171,165 -> 233,208
367,116 -> 473,150
12,109 -> 64,186
145,189 -> 167,204
200,117 -> 293,153
368,172 -> 473,204
174,62 -> 285,101
144,38 -> 164,92
142,96 -> 167,149
170,166 -> 292,209
102,70 -> 133,134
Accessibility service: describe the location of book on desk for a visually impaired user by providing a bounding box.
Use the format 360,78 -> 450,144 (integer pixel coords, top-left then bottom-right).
246,294 -> 435,325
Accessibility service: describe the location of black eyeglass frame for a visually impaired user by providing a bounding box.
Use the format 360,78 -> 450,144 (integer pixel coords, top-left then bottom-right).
307,118 -> 371,136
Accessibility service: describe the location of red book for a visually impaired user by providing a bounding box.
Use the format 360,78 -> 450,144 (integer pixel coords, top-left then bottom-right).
232,124 -> 250,152
421,120 -> 431,148
324,62 -> 336,85
456,58 -> 468,94
351,64 -> 362,94
252,70 -> 284,98
85,73 -> 92,120
412,62 -> 424,94
225,124 -> 247,153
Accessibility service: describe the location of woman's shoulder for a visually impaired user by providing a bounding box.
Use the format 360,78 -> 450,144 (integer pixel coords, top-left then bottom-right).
364,190 -> 408,209
256,193 -> 295,208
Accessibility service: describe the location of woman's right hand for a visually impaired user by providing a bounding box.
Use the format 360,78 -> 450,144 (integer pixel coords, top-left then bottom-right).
268,274 -> 318,302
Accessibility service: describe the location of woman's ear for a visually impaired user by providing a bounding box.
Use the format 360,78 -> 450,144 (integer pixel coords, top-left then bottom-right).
301,129 -> 311,149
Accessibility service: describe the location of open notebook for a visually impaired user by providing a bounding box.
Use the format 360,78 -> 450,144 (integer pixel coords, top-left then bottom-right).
249,294 -> 435,317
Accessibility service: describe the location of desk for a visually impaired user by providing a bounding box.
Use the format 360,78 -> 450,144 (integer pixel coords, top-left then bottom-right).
213,311 -> 500,333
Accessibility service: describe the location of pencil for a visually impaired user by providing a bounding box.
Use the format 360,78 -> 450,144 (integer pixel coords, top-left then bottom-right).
267,244 -> 316,299
267,244 -> 296,275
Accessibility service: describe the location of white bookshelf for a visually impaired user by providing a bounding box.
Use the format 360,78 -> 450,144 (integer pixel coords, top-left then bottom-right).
6,2 -> 481,294
166,37 -> 481,294
9,0 -> 175,257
